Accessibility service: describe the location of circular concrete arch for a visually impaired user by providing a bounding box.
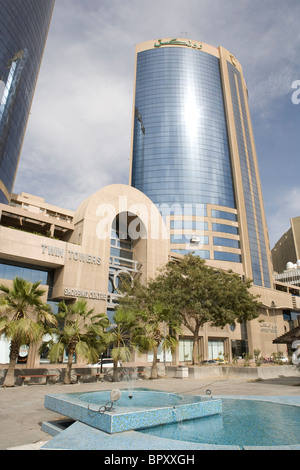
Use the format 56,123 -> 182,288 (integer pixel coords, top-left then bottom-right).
70,184 -> 169,281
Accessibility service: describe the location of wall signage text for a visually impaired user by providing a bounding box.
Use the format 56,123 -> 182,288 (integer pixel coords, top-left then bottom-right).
64,288 -> 107,301
41,244 -> 101,266
154,38 -> 202,50
260,323 -> 277,334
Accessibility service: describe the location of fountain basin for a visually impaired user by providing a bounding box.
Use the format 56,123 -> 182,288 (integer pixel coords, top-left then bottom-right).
44,388 -> 222,434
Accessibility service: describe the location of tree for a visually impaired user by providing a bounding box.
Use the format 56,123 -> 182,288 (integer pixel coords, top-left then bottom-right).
0,277 -> 57,387
44,299 -> 109,384
152,254 -> 261,365
118,281 -> 182,379
104,308 -> 138,381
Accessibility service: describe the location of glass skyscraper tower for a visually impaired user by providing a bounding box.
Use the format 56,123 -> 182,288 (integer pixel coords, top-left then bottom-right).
0,0 -> 55,204
130,39 -> 273,288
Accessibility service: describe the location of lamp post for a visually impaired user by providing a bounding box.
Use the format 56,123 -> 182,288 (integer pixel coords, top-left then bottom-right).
271,301 -> 279,352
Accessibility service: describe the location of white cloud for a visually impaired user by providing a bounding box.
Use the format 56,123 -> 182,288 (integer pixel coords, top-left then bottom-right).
267,187 -> 300,248
13,0 -> 300,245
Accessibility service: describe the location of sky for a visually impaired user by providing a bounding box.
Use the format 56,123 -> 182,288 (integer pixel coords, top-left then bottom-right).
13,0 -> 300,249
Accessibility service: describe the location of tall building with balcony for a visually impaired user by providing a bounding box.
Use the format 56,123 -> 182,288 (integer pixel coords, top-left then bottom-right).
0,0 -> 55,204
130,38 -> 273,288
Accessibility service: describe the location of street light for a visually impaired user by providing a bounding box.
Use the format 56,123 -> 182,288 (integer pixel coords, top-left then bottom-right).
271,301 -> 279,352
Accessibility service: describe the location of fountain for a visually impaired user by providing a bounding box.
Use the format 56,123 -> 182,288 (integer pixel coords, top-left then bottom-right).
42,387 -> 222,444
121,368 -> 140,400
87,388 -> 121,414
42,366 -> 223,449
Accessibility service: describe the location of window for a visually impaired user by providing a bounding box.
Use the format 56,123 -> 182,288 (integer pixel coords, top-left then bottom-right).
171,249 -> 210,259
211,210 -> 237,221
212,223 -> 239,235
208,340 -> 224,360
214,252 -> 241,263
170,220 -> 208,231
179,339 -> 193,362
0,260 -> 51,286
213,237 -> 240,249
171,234 -> 209,245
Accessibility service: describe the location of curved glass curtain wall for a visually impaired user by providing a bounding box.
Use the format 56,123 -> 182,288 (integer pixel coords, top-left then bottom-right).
132,47 -> 236,214
0,0 -> 55,203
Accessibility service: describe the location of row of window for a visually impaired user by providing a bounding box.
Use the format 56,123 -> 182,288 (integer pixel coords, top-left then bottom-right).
136,188 -> 236,202
228,63 -> 270,288
171,220 -> 208,230
156,207 -> 238,219
211,210 -> 237,221
135,93 -> 226,108
136,69 -> 224,82
132,153 -> 235,168
137,181 -> 235,193
152,196 -> 236,209
170,209 -> 237,224
136,57 -> 222,72
171,249 -> 242,263
135,93 -> 226,111
170,234 -> 240,249
134,107 -> 229,125
133,166 -> 234,178
135,120 -> 229,135
134,141 -> 231,154
137,51 -> 221,75
133,129 -> 230,143
0,260 -> 52,287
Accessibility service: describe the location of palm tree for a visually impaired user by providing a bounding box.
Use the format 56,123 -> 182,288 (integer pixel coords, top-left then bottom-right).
132,302 -> 181,379
0,277 -> 57,387
105,308 -> 137,382
117,280 -> 182,379
45,299 -> 109,384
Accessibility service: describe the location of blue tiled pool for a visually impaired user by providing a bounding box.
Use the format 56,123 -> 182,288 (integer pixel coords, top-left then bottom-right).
139,398 -> 300,447
42,394 -> 300,450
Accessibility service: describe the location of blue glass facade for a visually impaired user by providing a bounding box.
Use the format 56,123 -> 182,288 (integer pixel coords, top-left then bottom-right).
131,41 -> 272,285
0,259 -> 55,302
0,0 -> 55,203
132,48 -> 236,212
0,259 -> 50,285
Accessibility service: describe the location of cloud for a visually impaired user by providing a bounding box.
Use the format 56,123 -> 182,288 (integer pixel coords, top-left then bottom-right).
13,0 -> 300,251
267,187 -> 300,248
16,1 -> 135,209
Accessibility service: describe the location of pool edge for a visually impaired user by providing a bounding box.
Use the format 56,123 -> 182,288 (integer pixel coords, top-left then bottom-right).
42,394 -> 300,450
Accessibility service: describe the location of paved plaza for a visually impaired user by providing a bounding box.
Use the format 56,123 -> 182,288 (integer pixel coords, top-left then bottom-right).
1,372 -> 300,450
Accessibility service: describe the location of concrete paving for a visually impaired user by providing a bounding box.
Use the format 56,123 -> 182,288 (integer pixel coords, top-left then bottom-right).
1,374 -> 300,450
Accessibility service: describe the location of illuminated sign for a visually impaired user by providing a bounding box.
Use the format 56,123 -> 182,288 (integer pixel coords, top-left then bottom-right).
154,38 -> 202,50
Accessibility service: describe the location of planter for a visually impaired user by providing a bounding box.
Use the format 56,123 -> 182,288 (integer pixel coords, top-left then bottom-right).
175,366 -> 189,379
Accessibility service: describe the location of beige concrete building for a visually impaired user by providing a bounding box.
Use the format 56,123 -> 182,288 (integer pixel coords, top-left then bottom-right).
272,216 -> 300,274
1,189 -> 299,369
